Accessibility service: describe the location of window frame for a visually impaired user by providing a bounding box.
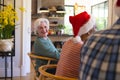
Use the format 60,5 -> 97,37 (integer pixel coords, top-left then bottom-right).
91,1 -> 108,30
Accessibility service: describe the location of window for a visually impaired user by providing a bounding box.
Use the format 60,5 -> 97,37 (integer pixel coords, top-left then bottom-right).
64,0 -> 86,35
64,5 -> 74,35
91,1 -> 108,30
64,5 -> 86,35
64,0 -> 108,34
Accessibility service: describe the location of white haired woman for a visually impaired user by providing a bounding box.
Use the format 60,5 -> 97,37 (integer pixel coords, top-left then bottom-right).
33,18 -> 60,77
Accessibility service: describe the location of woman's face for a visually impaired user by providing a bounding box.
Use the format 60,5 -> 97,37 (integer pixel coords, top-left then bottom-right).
37,22 -> 49,38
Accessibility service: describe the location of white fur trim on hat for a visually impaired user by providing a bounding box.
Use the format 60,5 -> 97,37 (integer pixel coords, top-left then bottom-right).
78,16 -> 95,36
72,36 -> 82,43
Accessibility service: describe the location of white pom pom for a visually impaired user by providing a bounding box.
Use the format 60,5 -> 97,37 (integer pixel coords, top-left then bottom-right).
72,36 -> 82,43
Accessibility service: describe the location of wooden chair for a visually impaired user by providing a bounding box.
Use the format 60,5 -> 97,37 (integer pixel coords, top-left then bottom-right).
39,64 -> 78,80
28,52 -> 57,80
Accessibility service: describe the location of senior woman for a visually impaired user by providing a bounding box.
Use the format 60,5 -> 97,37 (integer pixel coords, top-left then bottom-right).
33,18 -> 60,77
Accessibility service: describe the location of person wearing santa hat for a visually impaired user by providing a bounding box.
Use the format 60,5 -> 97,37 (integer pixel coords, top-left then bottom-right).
55,11 -> 96,79
79,0 -> 120,80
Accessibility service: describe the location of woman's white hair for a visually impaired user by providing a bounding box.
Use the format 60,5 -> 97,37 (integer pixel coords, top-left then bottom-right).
34,18 -> 49,34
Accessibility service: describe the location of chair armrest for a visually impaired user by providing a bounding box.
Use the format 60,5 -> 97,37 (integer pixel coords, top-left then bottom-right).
28,52 -> 57,61
28,52 -> 58,79
39,64 -> 78,80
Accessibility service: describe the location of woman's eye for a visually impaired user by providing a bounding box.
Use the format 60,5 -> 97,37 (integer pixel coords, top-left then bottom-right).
39,27 -> 42,29
44,26 -> 47,28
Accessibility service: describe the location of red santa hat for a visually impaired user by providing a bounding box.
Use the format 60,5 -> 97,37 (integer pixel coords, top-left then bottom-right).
115,0 -> 120,17
69,11 -> 95,37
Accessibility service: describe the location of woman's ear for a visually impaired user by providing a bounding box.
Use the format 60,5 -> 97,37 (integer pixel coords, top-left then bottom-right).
81,27 -> 95,41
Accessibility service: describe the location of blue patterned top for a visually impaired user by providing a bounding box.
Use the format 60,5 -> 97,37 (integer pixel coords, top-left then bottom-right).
34,37 -> 60,59
33,37 -> 60,75
79,18 -> 120,80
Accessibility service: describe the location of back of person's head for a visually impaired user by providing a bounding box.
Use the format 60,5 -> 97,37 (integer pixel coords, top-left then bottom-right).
34,18 -> 49,35
69,11 -> 96,41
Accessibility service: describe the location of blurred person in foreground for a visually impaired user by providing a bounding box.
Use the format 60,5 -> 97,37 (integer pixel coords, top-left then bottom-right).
55,11 -> 96,78
79,0 -> 120,80
33,18 -> 60,77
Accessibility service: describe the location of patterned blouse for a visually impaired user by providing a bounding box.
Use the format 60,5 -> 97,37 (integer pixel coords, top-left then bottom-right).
56,38 -> 83,78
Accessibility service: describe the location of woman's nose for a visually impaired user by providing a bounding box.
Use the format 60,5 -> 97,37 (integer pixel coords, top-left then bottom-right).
43,28 -> 46,31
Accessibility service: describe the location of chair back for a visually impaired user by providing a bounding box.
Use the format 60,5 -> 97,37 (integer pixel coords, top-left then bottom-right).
28,52 -> 57,80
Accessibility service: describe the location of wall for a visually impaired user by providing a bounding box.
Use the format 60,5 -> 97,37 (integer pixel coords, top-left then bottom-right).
32,0 -> 37,14
108,0 -> 118,27
20,0 -> 31,76
14,0 -> 31,76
